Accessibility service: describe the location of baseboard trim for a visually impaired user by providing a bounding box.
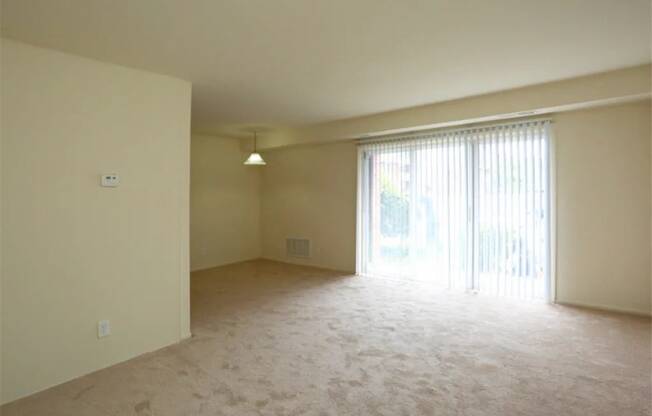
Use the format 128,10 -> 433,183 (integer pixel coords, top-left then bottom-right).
1,333 -> 188,407
556,300 -> 651,318
190,257 -> 261,273
259,256 -> 355,275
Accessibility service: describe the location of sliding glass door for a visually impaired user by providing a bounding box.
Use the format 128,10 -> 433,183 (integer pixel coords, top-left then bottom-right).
357,120 -> 552,300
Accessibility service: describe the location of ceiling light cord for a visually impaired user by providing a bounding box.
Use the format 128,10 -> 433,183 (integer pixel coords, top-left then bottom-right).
243,130 -> 266,165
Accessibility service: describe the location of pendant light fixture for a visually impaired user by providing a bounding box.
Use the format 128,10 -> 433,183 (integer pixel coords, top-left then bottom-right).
244,130 -> 266,165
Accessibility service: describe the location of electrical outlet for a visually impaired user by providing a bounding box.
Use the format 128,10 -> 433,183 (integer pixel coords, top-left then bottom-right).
98,320 -> 111,338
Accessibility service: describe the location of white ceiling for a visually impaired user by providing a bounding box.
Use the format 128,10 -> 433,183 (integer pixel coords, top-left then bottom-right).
2,0 -> 650,132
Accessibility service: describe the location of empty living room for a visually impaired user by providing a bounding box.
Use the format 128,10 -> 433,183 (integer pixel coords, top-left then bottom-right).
1,1 -> 651,415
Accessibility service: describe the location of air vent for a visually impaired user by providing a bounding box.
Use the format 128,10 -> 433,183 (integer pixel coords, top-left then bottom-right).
286,238 -> 310,258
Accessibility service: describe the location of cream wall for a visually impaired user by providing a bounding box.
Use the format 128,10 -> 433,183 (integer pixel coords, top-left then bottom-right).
555,101 -> 651,314
257,65 -> 651,149
190,134 -> 261,271
259,101 -> 652,314
1,40 -> 191,403
0,32 -> 4,405
261,142 -> 357,272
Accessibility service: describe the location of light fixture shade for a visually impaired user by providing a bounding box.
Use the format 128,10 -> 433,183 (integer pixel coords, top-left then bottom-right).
244,152 -> 266,165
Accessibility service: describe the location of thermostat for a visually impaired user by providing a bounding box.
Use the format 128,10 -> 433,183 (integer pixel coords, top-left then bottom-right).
101,174 -> 120,187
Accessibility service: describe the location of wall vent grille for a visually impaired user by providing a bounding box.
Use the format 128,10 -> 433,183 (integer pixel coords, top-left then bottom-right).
286,238 -> 311,258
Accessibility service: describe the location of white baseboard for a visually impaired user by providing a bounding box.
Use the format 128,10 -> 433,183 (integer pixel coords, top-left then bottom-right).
190,257 -> 261,273
260,256 -> 355,274
556,300 -> 651,317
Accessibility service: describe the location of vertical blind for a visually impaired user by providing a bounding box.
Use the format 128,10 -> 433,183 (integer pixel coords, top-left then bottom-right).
356,120 -> 552,301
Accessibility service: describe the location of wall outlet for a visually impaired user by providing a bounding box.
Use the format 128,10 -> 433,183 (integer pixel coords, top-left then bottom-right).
98,320 -> 111,338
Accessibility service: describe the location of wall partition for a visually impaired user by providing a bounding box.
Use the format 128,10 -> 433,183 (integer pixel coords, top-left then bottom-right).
356,120 -> 553,301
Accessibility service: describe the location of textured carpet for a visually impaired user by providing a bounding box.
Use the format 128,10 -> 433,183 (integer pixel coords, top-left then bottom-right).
3,259 -> 650,415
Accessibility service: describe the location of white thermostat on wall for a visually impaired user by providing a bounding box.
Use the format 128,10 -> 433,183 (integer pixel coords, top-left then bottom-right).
100,174 -> 120,187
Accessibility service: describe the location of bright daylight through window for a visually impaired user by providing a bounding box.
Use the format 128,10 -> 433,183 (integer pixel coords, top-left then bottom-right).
357,120 -> 552,300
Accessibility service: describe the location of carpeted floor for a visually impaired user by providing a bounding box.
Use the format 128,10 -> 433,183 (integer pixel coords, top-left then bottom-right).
3,259 -> 651,415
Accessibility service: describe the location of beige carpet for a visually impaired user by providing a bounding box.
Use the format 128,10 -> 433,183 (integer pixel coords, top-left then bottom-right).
3,259 -> 650,415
